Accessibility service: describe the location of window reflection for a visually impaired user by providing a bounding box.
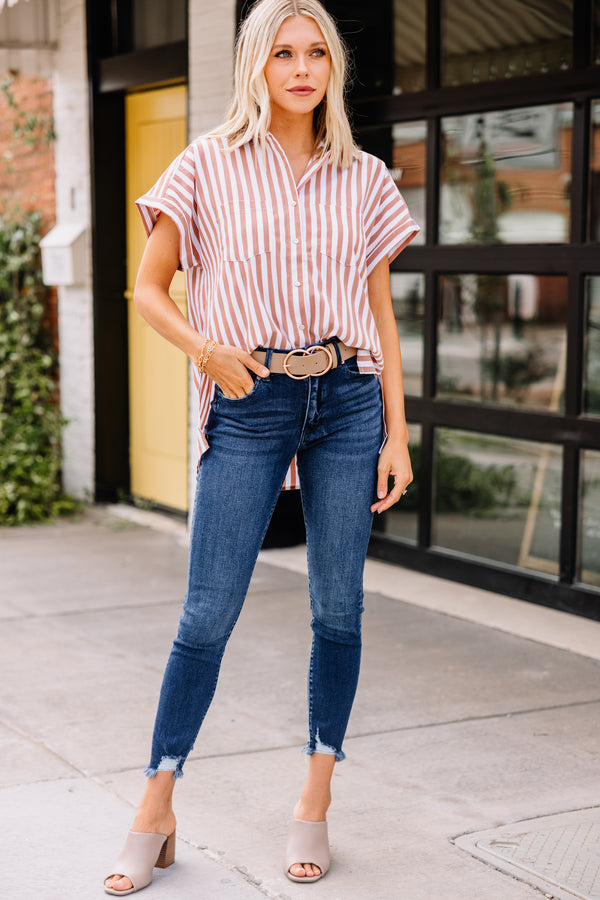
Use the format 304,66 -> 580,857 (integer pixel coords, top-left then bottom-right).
394,0 -> 426,93
442,0 -> 572,87
392,121 -> 426,243
437,274 -> 567,411
432,429 -> 561,576
372,422 -> 421,543
392,272 -> 424,396
584,278 -> 600,416
133,0 -> 186,50
440,105 -> 572,244
579,450 -> 600,588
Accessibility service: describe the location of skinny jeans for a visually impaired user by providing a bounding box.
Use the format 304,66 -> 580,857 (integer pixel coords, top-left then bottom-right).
145,349 -> 383,778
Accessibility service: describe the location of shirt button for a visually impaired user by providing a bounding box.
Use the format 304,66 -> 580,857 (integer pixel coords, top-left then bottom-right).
299,323 -> 305,330
293,238 -> 300,244
291,200 -> 297,207
295,281 -> 301,287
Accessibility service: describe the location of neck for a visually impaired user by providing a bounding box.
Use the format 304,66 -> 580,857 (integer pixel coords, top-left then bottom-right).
269,111 -> 315,158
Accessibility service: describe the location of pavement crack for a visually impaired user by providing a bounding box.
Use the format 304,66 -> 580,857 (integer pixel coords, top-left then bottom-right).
0,714 -> 88,777
0,597 -> 181,623
346,696 -> 600,741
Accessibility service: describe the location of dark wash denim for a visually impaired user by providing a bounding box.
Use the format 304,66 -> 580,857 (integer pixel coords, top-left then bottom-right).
145,350 -> 383,778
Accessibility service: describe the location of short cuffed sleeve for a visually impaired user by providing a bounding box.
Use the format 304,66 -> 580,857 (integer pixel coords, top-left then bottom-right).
136,144 -> 200,270
363,156 -> 420,275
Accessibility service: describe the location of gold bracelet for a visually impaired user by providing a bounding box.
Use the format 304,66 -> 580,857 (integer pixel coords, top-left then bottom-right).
195,339 -> 217,374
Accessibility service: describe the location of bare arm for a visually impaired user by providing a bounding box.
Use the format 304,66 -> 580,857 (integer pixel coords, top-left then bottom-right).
367,256 -> 413,514
134,212 -> 268,396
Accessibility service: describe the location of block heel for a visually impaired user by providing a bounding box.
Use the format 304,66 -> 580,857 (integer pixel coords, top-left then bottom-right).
104,829 -> 176,895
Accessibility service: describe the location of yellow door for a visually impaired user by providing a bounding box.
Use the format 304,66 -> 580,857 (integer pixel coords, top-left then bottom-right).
125,85 -> 189,512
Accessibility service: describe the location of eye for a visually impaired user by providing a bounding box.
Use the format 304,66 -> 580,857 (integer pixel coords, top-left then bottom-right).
275,49 -> 292,58
311,48 -> 326,57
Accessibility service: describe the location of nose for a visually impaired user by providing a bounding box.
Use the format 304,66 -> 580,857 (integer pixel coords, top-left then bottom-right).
295,55 -> 309,77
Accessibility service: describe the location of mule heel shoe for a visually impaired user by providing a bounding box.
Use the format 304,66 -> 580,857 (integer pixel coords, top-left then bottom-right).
285,819 -> 330,883
104,829 -> 176,895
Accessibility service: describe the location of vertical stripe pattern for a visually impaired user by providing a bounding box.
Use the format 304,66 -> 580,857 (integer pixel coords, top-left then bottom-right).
136,133 -> 419,488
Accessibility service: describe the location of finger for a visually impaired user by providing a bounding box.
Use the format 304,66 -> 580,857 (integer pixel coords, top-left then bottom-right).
371,491 -> 399,515
380,484 -> 404,512
245,354 -> 270,378
370,479 -> 407,514
376,466 -> 391,500
220,377 -> 255,399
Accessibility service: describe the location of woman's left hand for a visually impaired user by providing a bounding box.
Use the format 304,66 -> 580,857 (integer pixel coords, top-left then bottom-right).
370,437 -> 413,514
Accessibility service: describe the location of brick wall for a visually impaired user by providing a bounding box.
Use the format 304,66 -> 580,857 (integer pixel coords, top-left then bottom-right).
188,0 -> 236,138
0,74 -> 56,227
186,0 -> 237,512
0,73 -> 58,349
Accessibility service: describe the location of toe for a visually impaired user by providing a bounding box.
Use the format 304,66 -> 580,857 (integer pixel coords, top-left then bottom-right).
289,863 -> 306,877
104,874 -> 133,892
289,863 -> 321,879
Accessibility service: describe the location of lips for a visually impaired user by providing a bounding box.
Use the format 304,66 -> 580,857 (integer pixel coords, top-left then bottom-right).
288,87 -> 315,95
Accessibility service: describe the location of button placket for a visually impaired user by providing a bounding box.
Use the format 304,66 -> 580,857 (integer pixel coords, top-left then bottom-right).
288,196 -> 305,347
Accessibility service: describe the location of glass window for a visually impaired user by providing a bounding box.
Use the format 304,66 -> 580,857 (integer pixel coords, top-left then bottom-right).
590,101 -> 600,241
394,0 -> 426,93
584,278 -> 600,416
432,429 -> 562,576
579,449 -> 600,588
442,0 -> 572,87
440,105 -> 572,245
133,0 -> 186,50
329,0 -> 425,97
392,121 -> 426,243
392,272 -> 424,396
372,423 -> 421,543
437,274 -> 567,411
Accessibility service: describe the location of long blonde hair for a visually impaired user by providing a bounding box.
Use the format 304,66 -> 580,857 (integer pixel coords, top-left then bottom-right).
208,0 -> 359,167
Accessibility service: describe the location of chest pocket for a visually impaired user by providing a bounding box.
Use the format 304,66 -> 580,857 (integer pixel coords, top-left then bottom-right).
219,200 -> 274,262
318,203 -> 363,267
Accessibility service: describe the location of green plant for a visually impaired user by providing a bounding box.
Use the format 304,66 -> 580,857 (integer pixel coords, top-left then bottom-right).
401,441 -> 517,516
482,344 -> 552,401
0,75 -> 56,146
0,211 -> 79,524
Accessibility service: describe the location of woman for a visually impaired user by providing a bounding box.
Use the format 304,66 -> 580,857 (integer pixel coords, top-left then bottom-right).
104,0 -> 418,892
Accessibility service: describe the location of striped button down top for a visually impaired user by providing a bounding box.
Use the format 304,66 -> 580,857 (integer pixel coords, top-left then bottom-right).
137,133 -> 419,488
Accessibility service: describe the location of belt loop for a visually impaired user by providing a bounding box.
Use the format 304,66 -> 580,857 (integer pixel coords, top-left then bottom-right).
264,347 -> 274,370
331,340 -> 343,367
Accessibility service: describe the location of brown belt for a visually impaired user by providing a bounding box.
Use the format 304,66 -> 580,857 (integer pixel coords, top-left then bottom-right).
251,341 -> 357,380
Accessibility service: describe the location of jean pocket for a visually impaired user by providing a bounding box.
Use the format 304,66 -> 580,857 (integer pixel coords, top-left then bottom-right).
215,372 -> 262,402
342,356 -> 367,377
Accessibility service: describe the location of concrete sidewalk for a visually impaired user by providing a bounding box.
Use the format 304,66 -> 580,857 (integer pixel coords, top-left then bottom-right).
2,505 -> 600,900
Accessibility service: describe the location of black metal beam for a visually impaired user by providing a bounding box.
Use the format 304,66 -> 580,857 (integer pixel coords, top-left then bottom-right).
403,398 -> 600,450
99,42 -> 188,93
559,443 -> 580,584
367,534 -> 600,621
354,67 -> 600,124
392,244 -> 600,275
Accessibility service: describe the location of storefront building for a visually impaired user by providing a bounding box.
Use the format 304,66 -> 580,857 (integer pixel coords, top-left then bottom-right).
3,1 -> 598,617
343,0 -> 600,618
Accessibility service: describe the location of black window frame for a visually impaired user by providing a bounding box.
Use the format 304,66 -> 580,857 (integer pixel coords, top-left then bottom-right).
347,0 -> 600,618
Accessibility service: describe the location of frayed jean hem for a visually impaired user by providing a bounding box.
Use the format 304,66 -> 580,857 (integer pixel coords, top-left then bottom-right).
302,737 -> 346,763
144,756 -> 185,779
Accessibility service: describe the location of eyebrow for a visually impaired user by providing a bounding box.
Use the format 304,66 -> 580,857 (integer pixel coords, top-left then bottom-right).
272,42 -> 327,50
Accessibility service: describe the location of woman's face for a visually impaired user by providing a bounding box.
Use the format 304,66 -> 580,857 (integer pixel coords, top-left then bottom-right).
264,16 -> 331,122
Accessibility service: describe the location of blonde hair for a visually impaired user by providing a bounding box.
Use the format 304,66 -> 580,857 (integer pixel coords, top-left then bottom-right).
207,0 -> 359,167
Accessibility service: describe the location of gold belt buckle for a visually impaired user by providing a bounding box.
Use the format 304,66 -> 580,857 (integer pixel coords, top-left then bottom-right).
283,344 -> 334,380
